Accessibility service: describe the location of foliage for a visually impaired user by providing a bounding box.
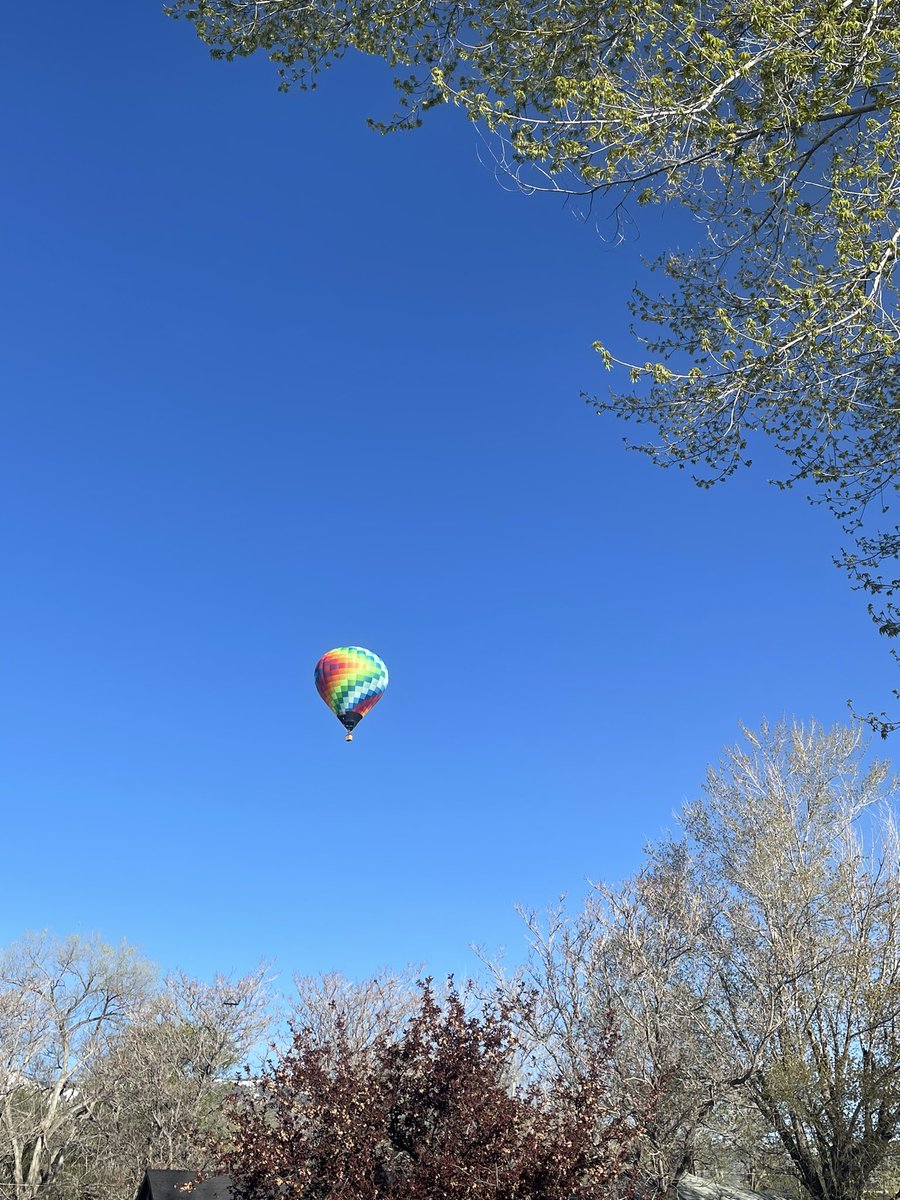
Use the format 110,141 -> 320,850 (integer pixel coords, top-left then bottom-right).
692,1092 -> 802,1196
682,720 -> 900,1200
167,0 -> 900,727
5,722 -> 900,1200
0,934 -> 271,1200
0,933 -> 155,1200
287,967 -> 422,1057
216,978 -> 647,1200
81,966 -> 272,1200
484,720 -> 900,1200
482,846 -> 757,1196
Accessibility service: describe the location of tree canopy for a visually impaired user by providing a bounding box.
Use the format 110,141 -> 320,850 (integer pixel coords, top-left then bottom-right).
217,979 -> 645,1200
485,719 -> 900,1200
682,721 -> 900,1200
0,935 -> 271,1200
168,0 -> 900,729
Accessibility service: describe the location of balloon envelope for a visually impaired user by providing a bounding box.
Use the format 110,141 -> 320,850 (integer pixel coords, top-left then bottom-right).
314,646 -> 389,734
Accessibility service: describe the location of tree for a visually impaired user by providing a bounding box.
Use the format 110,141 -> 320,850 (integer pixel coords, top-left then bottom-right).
167,0 -> 900,730
682,720 -> 900,1200
287,967 -> 421,1057
483,720 -> 900,1200
79,965 -> 272,1200
215,978 -> 648,1200
0,933 -> 273,1200
692,1090 -> 801,1195
481,846 -> 755,1198
0,933 -> 154,1200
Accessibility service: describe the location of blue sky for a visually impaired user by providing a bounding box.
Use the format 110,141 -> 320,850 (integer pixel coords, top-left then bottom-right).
1,1 -> 895,992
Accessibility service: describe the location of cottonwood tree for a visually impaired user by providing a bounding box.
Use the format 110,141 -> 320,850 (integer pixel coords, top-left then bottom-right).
683,720 -> 900,1200
483,846 -> 752,1197
80,965 -> 272,1200
579,847 -> 760,1194
0,933 -> 154,1200
486,719 -> 900,1200
167,0 -> 900,728
216,978 -> 648,1200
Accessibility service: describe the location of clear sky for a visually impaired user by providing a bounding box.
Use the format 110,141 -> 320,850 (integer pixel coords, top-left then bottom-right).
2,1 -> 896,992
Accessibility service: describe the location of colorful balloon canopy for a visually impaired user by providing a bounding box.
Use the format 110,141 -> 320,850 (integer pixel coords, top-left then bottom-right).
314,646 -> 389,741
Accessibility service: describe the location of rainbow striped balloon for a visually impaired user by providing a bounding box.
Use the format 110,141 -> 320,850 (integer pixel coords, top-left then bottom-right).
314,646 -> 389,741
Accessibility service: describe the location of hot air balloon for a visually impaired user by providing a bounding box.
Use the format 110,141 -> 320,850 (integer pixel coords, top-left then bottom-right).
314,646 -> 389,742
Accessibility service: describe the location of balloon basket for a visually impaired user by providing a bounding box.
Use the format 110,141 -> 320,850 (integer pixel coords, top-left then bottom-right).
345,732 -> 353,743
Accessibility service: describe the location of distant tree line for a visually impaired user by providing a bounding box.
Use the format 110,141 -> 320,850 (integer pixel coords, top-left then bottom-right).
2,722 -> 898,1200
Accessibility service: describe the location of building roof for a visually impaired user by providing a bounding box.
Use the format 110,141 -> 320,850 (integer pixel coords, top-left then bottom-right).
136,1170 -> 234,1200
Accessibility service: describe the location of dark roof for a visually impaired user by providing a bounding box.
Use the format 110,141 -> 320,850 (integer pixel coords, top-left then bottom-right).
136,1170 -> 234,1200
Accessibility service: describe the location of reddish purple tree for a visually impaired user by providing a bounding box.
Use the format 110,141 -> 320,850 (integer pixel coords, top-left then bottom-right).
216,980 -> 650,1200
